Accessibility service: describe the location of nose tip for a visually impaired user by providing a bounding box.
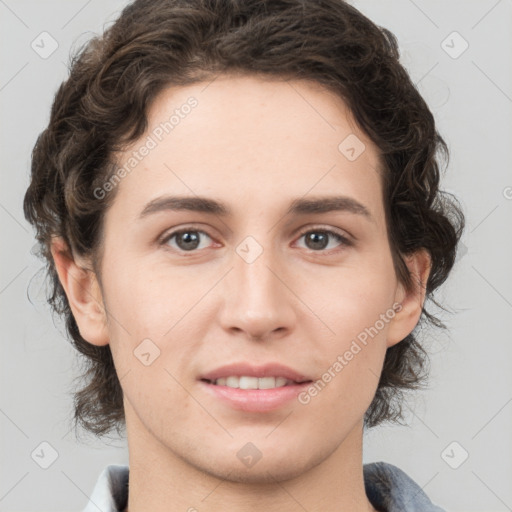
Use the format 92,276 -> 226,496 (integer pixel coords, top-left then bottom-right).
231,325 -> 286,343
219,249 -> 296,341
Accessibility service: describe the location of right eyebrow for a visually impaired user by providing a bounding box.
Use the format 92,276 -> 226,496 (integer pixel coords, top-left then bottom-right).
139,195 -> 230,219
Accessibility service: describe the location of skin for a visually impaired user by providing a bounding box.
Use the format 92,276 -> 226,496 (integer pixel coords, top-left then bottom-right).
51,74 -> 431,512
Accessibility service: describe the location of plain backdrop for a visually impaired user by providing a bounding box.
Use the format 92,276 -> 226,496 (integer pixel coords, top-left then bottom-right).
1,1 -> 511,511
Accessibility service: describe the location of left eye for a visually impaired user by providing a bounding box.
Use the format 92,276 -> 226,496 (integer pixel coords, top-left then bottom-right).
295,229 -> 350,252
161,228 -> 350,253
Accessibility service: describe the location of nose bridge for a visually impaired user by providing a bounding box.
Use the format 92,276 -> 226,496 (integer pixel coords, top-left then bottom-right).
235,233 -> 283,307
220,232 -> 294,338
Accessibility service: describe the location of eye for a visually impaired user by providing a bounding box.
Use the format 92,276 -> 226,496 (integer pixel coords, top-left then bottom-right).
295,228 -> 352,252
160,228 -> 214,252
159,226 -> 352,255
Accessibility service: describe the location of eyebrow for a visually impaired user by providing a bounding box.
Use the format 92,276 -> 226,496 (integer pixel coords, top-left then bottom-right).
138,195 -> 374,222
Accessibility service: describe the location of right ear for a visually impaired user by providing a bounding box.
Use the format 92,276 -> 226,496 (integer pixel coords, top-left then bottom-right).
50,236 -> 109,346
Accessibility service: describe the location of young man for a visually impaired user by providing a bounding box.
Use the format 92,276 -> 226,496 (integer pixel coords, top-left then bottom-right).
23,0 -> 463,510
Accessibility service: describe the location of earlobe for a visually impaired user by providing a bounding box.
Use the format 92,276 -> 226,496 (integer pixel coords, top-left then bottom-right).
50,236 -> 110,346
386,249 -> 432,348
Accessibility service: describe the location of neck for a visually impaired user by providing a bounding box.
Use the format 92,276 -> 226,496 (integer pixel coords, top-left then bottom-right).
123,404 -> 376,512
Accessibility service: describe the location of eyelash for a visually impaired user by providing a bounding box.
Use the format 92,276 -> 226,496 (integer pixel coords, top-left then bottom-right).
159,225 -> 352,255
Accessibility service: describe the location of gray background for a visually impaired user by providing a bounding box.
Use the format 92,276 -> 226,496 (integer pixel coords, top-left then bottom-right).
1,0 -> 511,510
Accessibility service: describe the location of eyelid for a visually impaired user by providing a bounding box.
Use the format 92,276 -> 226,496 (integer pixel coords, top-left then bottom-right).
295,224 -> 353,242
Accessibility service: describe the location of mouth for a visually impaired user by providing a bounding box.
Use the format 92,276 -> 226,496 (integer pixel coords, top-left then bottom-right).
198,363 -> 314,412
201,376 -> 312,389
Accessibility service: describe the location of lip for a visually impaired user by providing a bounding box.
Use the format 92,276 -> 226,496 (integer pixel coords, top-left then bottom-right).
198,362 -> 313,413
200,380 -> 312,412
199,362 -> 311,383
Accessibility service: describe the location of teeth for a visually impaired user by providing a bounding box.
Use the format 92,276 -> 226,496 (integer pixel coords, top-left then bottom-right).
212,376 -> 295,389
275,377 -> 288,387
226,376 -> 239,388
239,376 -> 259,389
258,377 -> 276,389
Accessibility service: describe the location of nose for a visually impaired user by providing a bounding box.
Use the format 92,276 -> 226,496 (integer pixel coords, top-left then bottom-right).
218,240 -> 296,341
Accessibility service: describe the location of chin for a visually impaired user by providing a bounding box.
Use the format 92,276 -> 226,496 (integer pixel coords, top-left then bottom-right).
204,461 -> 311,485
190,445 -> 326,485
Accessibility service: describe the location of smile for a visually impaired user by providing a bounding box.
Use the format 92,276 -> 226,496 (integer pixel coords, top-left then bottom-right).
203,376 -> 300,389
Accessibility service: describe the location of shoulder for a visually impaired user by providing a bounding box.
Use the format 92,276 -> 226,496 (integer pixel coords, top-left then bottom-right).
363,461 -> 447,512
82,464 -> 129,512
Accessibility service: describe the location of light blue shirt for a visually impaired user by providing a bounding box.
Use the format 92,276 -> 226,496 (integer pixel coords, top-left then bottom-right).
83,461 -> 446,511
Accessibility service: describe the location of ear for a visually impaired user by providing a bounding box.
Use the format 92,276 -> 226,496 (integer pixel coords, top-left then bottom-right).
50,236 -> 109,346
386,248 -> 432,348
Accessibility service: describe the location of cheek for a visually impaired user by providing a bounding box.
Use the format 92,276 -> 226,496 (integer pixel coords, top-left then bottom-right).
104,255 -> 210,338
296,252 -> 397,397
102,258 -> 224,388
299,255 -> 398,340
298,294 -> 392,424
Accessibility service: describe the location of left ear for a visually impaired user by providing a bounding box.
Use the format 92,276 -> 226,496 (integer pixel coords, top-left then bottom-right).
387,248 -> 432,348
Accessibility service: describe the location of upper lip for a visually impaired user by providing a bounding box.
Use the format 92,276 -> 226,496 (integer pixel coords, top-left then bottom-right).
200,362 -> 312,383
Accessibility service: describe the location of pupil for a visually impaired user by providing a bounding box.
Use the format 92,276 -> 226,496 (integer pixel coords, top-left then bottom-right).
178,231 -> 199,250
307,232 -> 327,250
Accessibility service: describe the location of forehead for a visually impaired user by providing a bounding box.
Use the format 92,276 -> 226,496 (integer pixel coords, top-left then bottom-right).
107,74 -> 384,226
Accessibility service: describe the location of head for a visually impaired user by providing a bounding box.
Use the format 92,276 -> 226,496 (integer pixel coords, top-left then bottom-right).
24,0 -> 463,475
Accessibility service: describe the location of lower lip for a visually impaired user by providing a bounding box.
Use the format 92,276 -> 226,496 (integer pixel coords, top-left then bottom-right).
199,380 -> 312,412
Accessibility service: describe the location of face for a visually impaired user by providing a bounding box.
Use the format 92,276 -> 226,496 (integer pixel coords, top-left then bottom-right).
61,74 -> 427,483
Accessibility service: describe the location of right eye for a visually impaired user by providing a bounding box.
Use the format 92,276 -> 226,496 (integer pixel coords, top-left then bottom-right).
160,228 -> 215,253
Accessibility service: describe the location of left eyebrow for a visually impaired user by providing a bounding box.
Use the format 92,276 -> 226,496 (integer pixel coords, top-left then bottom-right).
138,194 -> 374,223
286,195 -> 374,222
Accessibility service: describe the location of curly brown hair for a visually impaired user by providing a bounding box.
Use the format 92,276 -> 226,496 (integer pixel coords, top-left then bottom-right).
23,0 -> 464,438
